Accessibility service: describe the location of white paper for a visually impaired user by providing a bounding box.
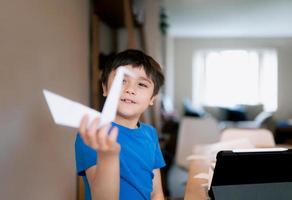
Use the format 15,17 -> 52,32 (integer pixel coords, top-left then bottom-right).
43,90 -> 100,128
193,167 -> 214,190
186,155 -> 209,161
193,173 -> 209,180
233,147 -> 288,153
43,66 -> 136,129
208,167 -> 213,190
192,139 -> 255,162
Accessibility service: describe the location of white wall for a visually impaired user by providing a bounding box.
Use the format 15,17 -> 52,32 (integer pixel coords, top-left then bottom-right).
171,37 -> 292,119
165,36 -> 175,103
0,0 -> 89,199
164,0 -> 292,37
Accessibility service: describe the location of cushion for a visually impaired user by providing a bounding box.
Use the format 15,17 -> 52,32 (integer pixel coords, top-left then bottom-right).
203,106 -> 222,121
220,106 -> 247,122
254,112 -> 273,125
245,104 -> 264,120
183,99 -> 205,117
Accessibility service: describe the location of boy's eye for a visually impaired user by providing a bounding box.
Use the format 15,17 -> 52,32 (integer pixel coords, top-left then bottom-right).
138,83 -> 148,88
122,79 -> 127,84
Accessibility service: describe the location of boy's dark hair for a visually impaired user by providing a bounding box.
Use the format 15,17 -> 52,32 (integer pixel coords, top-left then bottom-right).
101,49 -> 164,96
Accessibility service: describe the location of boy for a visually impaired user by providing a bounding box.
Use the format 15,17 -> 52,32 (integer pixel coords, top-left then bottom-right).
75,49 -> 166,200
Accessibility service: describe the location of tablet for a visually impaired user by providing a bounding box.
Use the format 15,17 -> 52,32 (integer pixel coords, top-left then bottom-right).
209,148 -> 292,200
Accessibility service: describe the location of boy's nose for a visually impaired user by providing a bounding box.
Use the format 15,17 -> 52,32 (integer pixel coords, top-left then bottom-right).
124,83 -> 136,95
125,88 -> 135,95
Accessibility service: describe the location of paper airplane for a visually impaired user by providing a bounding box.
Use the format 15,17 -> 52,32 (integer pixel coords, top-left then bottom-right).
43,66 -> 136,129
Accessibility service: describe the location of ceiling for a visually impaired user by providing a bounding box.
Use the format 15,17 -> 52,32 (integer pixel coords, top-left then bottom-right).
162,0 -> 292,37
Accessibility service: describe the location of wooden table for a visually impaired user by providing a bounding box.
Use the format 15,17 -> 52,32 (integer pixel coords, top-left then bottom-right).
184,159 -> 210,200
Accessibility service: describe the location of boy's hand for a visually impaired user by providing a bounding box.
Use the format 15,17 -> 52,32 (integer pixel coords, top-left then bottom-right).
79,115 -> 120,155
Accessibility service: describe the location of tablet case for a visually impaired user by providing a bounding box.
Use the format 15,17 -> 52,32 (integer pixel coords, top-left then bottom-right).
209,149 -> 292,200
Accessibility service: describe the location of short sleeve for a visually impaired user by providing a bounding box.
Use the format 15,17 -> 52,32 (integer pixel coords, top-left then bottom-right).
75,133 -> 98,176
152,129 -> 166,169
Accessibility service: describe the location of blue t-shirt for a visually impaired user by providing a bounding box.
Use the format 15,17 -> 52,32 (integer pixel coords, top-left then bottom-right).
75,122 -> 166,200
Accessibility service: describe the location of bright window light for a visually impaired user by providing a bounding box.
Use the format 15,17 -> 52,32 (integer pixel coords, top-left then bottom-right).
192,49 -> 277,111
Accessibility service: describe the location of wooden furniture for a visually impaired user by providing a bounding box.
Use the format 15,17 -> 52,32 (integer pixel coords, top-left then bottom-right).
90,0 -> 139,110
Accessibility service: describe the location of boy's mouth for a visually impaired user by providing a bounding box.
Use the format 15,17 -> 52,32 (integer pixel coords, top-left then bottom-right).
121,98 -> 136,104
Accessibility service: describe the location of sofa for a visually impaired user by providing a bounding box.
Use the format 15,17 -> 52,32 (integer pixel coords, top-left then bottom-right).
183,101 -> 276,135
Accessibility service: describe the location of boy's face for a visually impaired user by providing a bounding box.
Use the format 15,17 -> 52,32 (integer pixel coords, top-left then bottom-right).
102,65 -> 156,121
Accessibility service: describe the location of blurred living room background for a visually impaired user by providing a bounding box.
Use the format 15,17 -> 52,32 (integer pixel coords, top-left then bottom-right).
1,0 -> 292,199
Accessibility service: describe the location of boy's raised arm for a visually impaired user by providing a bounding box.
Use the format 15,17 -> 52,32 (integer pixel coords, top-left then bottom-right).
80,115 -> 120,200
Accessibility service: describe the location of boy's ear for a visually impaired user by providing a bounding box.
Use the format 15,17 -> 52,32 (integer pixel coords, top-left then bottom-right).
149,95 -> 157,106
102,83 -> 108,96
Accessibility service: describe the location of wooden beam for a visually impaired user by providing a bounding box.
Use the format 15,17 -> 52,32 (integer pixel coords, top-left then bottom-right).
90,14 -> 100,109
123,0 -> 136,48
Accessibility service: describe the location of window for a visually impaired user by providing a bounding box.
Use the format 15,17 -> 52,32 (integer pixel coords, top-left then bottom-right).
192,49 -> 277,111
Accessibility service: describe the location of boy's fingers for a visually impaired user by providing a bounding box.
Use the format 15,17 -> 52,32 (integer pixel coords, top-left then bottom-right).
108,127 -> 118,143
79,115 -> 89,135
80,115 -> 92,145
108,127 -> 119,151
88,117 -> 99,134
97,124 -> 111,150
87,117 -> 100,147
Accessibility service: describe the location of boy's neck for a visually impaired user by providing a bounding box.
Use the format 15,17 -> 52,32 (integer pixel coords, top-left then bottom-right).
114,115 -> 140,129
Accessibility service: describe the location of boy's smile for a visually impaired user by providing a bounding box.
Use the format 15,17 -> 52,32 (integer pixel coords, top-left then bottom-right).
120,98 -> 136,104
103,65 -> 156,127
